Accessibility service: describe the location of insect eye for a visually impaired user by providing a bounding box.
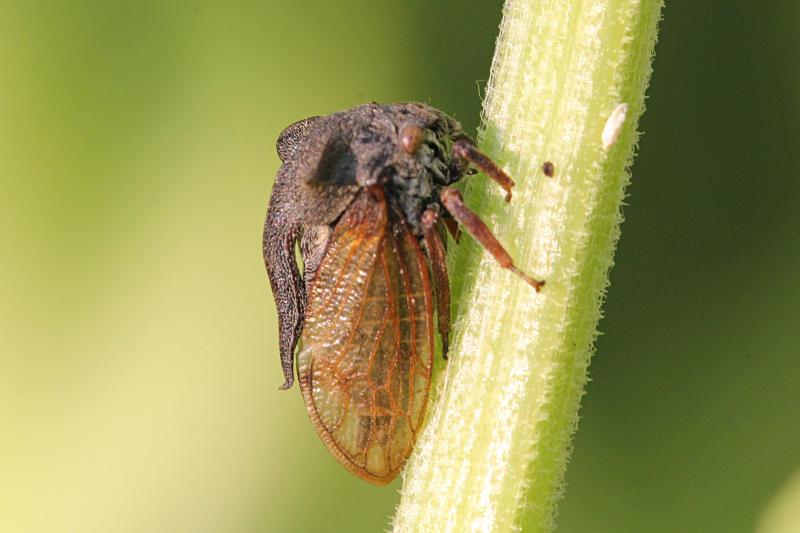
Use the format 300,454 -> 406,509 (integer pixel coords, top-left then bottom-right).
400,125 -> 423,154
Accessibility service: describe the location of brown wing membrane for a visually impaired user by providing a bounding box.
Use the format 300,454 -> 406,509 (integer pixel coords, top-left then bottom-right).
297,189 -> 434,485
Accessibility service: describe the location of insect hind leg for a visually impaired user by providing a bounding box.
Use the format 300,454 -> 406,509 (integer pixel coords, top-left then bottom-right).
421,208 -> 451,359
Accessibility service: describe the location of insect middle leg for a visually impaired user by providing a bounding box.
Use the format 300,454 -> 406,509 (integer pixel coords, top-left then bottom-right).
440,187 -> 544,292
421,208 -> 451,359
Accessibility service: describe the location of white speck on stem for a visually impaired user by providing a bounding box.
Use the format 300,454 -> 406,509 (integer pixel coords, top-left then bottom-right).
601,103 -> 628,151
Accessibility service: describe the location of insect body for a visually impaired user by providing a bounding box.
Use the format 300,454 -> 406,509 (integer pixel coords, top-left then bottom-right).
263,102 -> 542,484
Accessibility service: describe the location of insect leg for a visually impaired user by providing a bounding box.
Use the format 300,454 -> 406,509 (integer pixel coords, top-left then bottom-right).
421,208 -> 451,359
440,187 -> 544,292
452,139 -> 515,202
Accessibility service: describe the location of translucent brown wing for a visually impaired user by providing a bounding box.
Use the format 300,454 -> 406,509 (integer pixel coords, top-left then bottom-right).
297,189 -> 434,485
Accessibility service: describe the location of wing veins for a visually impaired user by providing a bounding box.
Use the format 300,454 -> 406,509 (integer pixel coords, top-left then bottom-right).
356,248 -> 394,472
392,225 -> 419,437
299,192 -> 436,484
327,232 -> 383,371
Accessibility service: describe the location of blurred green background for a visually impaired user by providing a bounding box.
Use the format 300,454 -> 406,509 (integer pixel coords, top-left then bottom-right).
1,1 -> 797,532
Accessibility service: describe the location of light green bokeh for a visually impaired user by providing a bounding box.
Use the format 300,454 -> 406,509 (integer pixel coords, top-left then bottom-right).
0,2 -> 500,532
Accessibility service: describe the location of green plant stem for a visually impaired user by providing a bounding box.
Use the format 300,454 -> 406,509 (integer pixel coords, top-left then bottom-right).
393,1 -> 663,531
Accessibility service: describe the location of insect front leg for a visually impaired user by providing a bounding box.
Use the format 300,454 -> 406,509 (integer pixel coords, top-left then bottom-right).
263,214 -> 305,390
440,187 -> 544,292
451,138 -> 515,202
421,208 -> 451,359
